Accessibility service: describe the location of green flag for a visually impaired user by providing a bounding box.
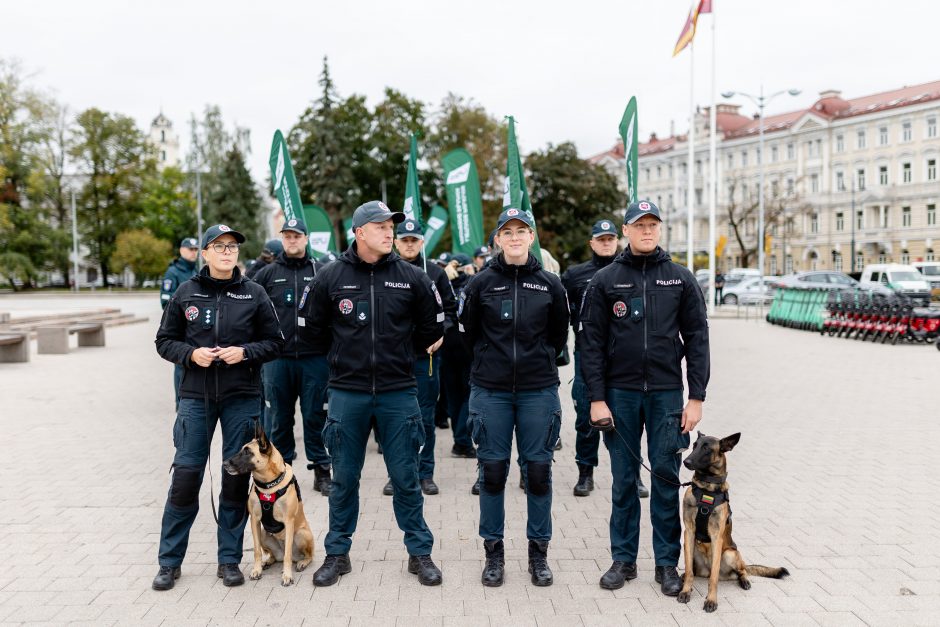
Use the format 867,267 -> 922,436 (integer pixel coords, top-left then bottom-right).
423,204 -> 449,255
619,97 -> 639,203
302,204 -> 335,257
503,116 -> 541,259
442,148 -> 485,257
269,130 -> 303,223
342,218 -> 354,250
402,134 -> 422,223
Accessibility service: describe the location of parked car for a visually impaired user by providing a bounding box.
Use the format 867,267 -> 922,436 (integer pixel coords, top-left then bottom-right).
771,271 -> 859,291
911,261 -> 940,301
721,277 -> 776,305
859,264 -> 931,305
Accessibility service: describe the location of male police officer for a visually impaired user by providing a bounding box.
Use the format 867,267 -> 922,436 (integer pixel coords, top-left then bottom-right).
161,237 -> 200,402
379,218 -> 457,496
300,200 -> 445,587
562,221 -> 650,499
246,239 -> 284,280
153,224 -> 284,590
579,200 -> 709,595
252,217 -> 333,495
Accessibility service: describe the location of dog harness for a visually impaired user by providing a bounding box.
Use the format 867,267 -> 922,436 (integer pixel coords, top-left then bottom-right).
254,472 -> 301,534
691,477 -> 730,544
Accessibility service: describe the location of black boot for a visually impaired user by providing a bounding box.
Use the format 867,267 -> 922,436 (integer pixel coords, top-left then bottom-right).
481,539 -> 505,587
599,561 -> 637,590
151,565 -> 180,591
655,565 -> 682,596
471,478 -> 481,495
313,464 -> 332,496
554,437 -> 563,451
408,554 -> 443,586
527,540 -> 553,586
382,478 -> 394,496
216,563 -> 244,587
637,475 -> 650,499
573,464 -> 594,497
420,478 -> 439,495
313,554 -> 352,587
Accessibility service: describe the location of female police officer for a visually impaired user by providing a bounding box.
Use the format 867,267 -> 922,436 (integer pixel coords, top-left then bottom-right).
458,207 -> 569,587
153,224 -> 283,590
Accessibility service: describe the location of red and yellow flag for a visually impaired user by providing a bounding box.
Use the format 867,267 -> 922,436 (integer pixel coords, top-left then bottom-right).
673,0 -> 712,57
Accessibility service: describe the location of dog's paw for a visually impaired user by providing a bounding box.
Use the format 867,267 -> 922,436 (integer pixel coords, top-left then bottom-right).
738,577 -> 751,590
281,574 -> 294,587
677,590 -> 691,604
703,599 -> 718,613
249,568 -> 263,580
296,559 -> 311,572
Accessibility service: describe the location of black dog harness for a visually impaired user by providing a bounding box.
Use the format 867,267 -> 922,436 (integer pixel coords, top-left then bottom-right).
691,476 -> 730,543
253,471 -> 301,534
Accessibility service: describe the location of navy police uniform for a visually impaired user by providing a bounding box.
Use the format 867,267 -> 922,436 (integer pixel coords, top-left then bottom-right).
161,237 -> 199,402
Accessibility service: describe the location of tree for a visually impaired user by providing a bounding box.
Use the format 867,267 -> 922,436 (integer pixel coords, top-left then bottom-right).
724,175 -> 809,269
71,108 -> 153,286
208,144 -> 264,259
110,228 -> 172,286
366,88 -> 429,212
187,104 -> 250,222
525,142 -> 623,265
138,166 -> 197,245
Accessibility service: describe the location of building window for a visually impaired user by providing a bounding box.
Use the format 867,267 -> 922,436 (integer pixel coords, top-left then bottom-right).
771,145 -> 778,162
857,129 -> 866,149
769,256 -> 777,275
833,251 -> 843,271
695,188 -> 703,205
645,168 -> 650,181
696,160 -> 702,175
809,252 -> 819,271
810,213 -> 819,233
771,180 -> 779,197
669,164 -> 674,177
810,173 -> 819,193
928,158 -> 936,181
856,209 -> 865,230
741,151 -> 748,167
727,154 -> 733,169
927,248 -> 936,262
160,130 -> 165,142
836,212 -> 844,231
902,121 -> 912,142
657,165 -> 662,179
901,250 -> 910,265
855,252 -> 864,270
836,171 -> 845,191
857,168 -> 866,191
681,163 -> 687,175
879,165 -> 888,186
928,204 -> 937,226
161,150 -> 166,162
880,206 -> 889,228
929,117 -> 937,138
785,254 -> 794,274
879,126 -> 888,145
878,251 -> 888,264
787,143 -> 795,160
902,162 -> 912,184
836,135 -> 844,152
902,206 -> 911,227
787,178 -> 794,195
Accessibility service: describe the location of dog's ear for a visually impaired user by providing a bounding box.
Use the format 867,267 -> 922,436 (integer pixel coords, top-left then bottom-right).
719,433 -> 741,453
255,420 -> 270,453
696,431 -> 706,440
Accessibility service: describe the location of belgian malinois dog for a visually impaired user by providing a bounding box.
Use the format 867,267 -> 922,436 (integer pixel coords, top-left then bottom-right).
677,432 -> 789,612
222,422 -> 314,586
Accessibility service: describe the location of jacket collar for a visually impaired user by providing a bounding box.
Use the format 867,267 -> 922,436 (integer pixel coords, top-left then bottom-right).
175,257 -> 196,272
275,251 -> 311,268
492,252 -> 542,275
341,242 -> 398,269
196,264 -> 244,289
592,252 -> 616,268
615,246 -> 672,268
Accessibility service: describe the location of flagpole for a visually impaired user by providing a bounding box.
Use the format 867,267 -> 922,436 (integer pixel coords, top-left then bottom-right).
687,41 -> 695,273
708,7 -> 717,304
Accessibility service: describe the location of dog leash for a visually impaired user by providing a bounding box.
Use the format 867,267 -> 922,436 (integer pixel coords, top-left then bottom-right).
595,419 -> 692,488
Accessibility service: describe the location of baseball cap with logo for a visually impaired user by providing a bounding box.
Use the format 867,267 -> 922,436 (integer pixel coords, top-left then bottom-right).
591,220 -> 619,238
395,218 -> 425,239
280,217 -> 308,235
201,224 -> 246,249
262,239 -> 284,256
473,245 -> 490,258
623,200 -> 663,225
351,200 -> 405,229
496,207 -> 535,230
179,237 -> 199,249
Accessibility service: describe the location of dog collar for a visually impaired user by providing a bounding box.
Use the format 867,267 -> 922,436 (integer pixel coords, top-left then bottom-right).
255,470 -> 287,490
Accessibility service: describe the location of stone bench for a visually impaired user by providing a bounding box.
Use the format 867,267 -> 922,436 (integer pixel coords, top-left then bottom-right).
36,323 -> 106,354
0,332 -> 29,362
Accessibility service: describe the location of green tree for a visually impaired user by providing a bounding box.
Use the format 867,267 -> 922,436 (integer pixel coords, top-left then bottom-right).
110,228 -> 173,286
187,104 -> 250,233
208,144 -> 264,259
71,108 -> 154,285
139,166 -> 197,245
525,142 -> 623,266
366,88 -> 429,212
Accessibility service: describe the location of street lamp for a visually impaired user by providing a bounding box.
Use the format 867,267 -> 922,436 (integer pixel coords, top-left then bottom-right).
722,86 -> 801,291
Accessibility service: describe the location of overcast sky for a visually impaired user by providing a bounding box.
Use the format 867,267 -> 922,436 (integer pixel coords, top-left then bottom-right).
5,0 -> 940,185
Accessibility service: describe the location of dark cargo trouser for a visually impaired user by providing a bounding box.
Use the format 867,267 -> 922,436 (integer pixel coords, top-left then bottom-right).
414,355 -> 440,480
262,355 -> 330,467
571,350 -> 600,467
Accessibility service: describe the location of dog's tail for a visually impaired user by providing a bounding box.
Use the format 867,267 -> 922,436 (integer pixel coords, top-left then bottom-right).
745,565 -> 790,578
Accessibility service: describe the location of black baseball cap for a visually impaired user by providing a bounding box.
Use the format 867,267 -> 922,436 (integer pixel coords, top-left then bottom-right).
591,219 -> 619,238
352,200 -> 405,229
496,207 -> 534,230
179,237 -> 199,249
624,200 -> 663,225
473,245 -> 490,258
452,253 -> 473,267
436,252 -> 452,265
281,217 -> 307,235
396,218 -> 424,239
262,239 -> 284,255
201,224 -> 245,249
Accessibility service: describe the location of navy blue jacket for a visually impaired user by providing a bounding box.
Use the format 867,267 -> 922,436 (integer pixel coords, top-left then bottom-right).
561,252 -> 616,351
160,257 -> 197,309
251,252 -> 328,357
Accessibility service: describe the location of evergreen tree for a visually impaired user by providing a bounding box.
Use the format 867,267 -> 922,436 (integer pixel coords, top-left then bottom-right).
208,144 -> 264,259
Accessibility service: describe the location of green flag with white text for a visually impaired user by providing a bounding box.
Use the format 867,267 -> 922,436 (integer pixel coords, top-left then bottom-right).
269,130 -> 303,223
442,148 -> 485,257
423,204 -> 449,255
343,218 -> 354,250
402,134 -> 422,223
503,116 -> 541,259
619,97 -> 639,203
302,204 -> 335,257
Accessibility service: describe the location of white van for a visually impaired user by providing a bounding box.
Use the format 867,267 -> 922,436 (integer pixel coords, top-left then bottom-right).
911,261 -> 940,301
859,264 -> 931,304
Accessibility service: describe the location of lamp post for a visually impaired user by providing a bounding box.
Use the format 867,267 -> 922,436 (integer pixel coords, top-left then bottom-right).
850,176 -> 856,273
721,86 -> 801,291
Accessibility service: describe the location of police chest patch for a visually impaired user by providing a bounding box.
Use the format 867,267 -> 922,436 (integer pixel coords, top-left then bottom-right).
163,279 -> 173,291
339,299 -> 354,315
385,281 -> 410,289
612,301 -> 627,318
430,283 -> 442,306
299,285 -> 310,309
185,306 -> 199,321
522,282 -> 547,292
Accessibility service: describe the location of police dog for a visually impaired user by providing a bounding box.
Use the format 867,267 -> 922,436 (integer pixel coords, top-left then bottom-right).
677,433 -> 789,612
222,422 -> 314,586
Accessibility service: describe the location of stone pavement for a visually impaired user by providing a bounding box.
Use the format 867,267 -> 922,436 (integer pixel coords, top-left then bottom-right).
0,293 -> 938,626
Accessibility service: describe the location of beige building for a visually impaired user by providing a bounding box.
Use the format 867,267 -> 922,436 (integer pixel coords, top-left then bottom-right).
589,80 -> 940,274
149,112 -> 180,170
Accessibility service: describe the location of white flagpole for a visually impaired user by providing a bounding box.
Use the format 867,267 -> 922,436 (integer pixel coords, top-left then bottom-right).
708,8 -> 718,304
687,41 -> 695,272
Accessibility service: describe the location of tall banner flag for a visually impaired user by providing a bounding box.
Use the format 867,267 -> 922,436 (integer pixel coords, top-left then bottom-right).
269,130 -> 317,256
343,218 -> 354,250
619,97 -> 639,203
402,134 -> 422,223
503,116 -> 541,259
442,148 -> 485,257
673,0 -> 711,56
423,205 -> 450,255
302,204 -> 335,257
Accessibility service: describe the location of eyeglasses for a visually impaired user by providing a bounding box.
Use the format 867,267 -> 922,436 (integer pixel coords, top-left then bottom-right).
211,242 -> 240,253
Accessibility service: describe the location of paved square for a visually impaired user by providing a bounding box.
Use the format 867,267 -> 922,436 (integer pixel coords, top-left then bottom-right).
1,294 -> 937,625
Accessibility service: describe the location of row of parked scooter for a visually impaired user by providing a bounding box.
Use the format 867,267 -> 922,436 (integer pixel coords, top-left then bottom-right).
821,292 -> 940,345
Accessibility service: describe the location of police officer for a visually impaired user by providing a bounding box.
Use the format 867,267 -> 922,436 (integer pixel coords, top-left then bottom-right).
579,200 -> 709,594
459,207 -> 569,587
562,220 -> 650,499
472,246 -> 491,271
246,239 -> 284,280
251,217 -> 333,495
441,254 -> 478,465
153,224 -> 284,591
300,200 -> 445,588
161,237 -> 199,402
379,217 -> 457,496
